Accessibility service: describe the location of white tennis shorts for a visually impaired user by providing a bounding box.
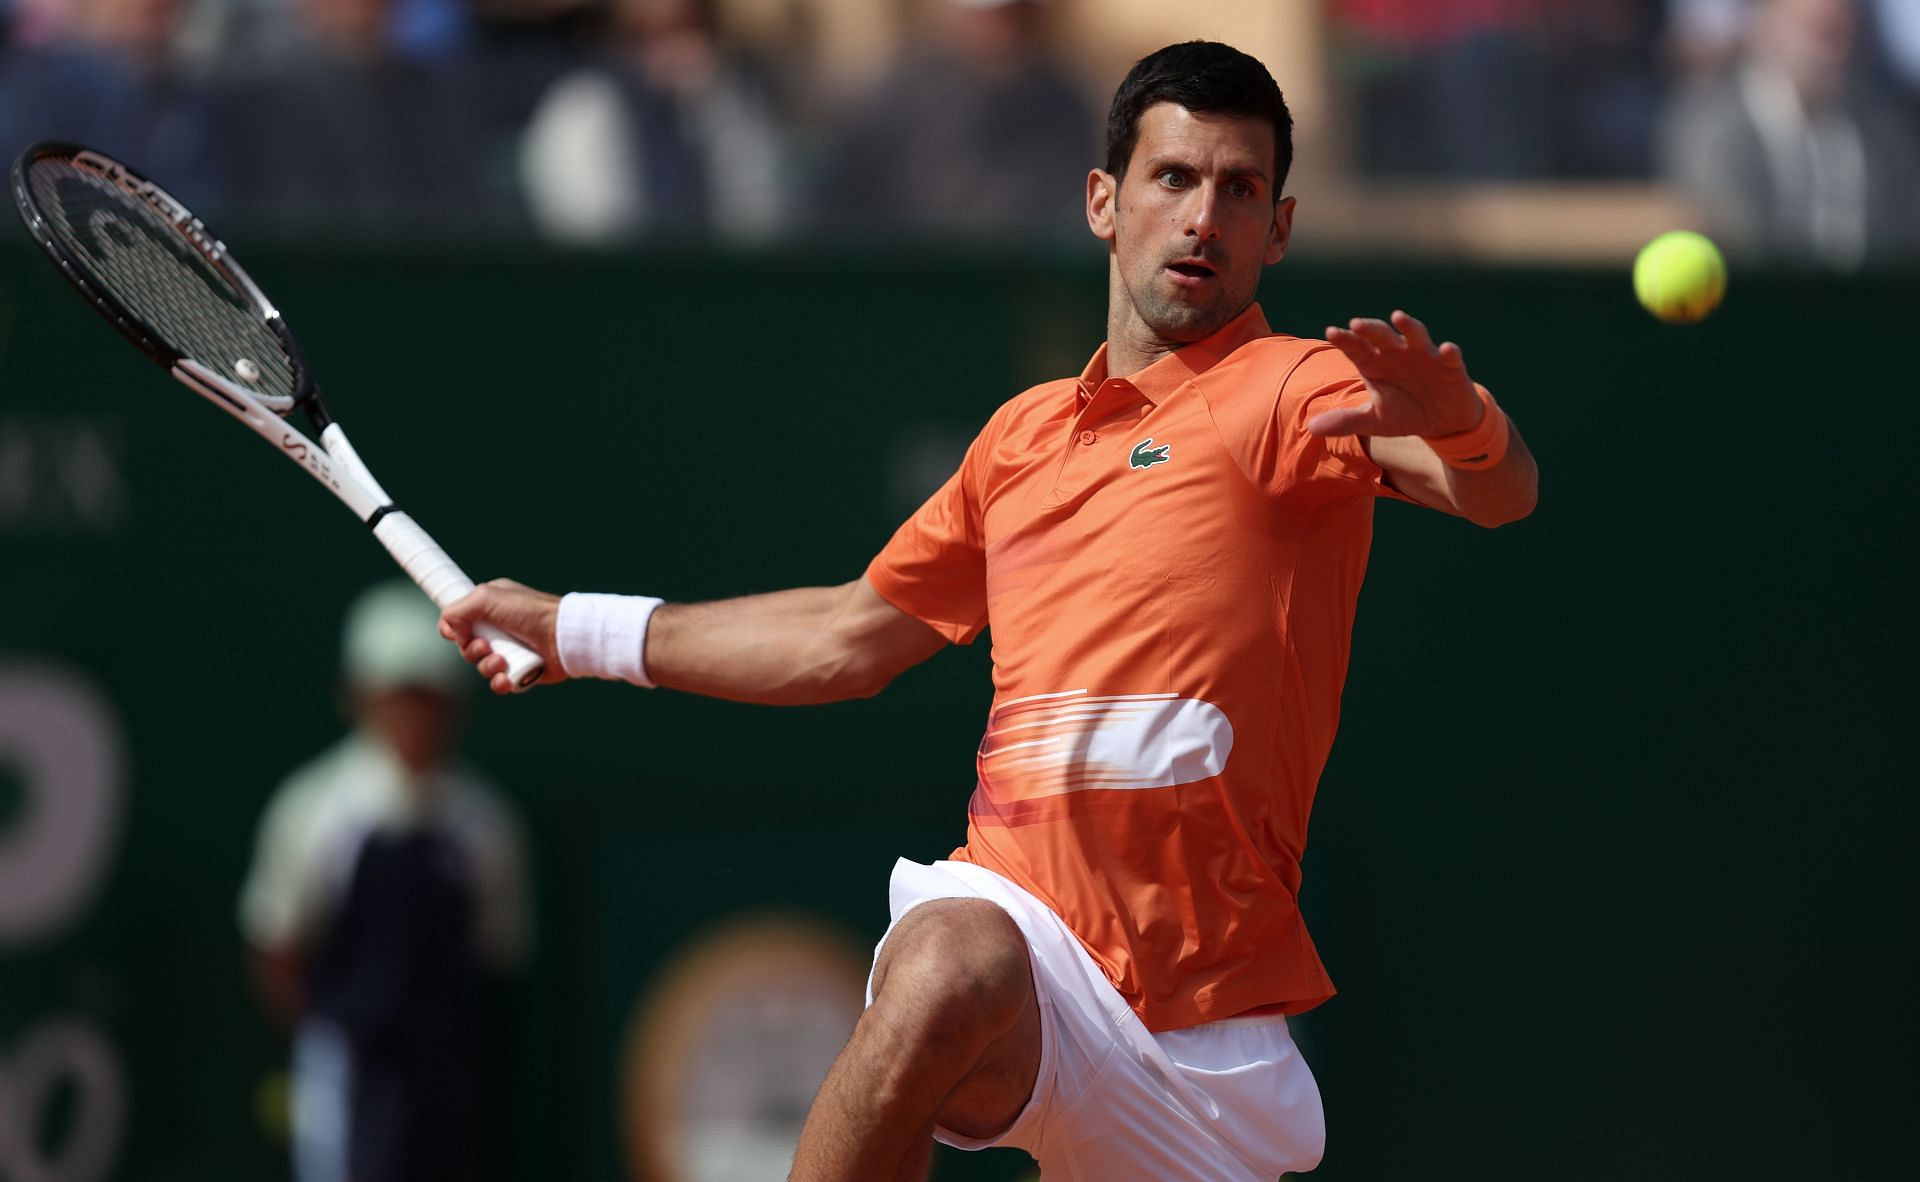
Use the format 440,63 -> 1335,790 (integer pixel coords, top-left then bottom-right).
868,858 -> 1326,1181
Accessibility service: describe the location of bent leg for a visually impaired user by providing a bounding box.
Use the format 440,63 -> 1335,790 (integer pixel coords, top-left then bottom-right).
789,899 -> 1042,1182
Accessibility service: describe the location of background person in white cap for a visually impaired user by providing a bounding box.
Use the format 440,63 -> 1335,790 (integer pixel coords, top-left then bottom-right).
238,580 -> 531,1182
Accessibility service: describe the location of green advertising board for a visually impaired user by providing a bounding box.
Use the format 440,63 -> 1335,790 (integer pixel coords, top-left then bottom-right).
1,246 -> 1912,1180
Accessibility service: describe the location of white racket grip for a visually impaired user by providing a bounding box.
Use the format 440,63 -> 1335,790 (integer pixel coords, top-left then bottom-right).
370,511 -> 545,691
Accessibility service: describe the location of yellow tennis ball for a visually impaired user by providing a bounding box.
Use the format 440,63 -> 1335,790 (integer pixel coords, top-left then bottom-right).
1634,231 -> 1726,323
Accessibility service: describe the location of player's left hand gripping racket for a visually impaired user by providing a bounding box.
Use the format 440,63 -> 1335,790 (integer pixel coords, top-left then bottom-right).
12,141 -> 544,689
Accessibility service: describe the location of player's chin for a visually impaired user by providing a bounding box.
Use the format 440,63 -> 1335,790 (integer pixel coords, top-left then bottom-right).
1142,293 -> 1232,342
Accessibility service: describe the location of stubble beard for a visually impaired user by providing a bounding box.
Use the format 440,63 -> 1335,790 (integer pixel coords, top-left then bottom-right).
1125,255 -> 1253,347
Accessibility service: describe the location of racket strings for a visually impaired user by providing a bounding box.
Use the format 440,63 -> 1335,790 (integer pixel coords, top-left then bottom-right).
25,158 -> 299,400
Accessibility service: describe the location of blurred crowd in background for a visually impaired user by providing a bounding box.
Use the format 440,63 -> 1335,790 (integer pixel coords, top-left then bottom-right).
0,0 -> 1916,267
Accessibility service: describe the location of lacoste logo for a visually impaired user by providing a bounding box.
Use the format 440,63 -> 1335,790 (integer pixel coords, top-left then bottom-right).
1129,438 -> 1171,470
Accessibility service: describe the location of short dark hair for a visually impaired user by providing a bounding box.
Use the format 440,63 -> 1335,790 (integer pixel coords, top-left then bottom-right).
1105,41 -> 1294,192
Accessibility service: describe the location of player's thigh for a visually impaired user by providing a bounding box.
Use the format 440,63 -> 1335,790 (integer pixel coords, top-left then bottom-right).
870,898 -> 1042,1137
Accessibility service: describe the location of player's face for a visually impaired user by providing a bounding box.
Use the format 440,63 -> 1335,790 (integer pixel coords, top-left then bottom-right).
1090,103 -> 1293,344
359,685 -> 461,775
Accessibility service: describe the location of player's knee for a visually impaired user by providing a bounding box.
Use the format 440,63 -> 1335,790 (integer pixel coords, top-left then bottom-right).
875,900 -> 1032,1048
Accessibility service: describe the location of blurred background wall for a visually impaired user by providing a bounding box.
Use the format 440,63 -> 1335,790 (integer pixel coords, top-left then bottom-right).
2,2 -> 1916,1180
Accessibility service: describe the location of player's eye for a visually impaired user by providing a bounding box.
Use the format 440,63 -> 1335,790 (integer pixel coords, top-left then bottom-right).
1227,180 -> 1255,199
1158,170 -> 1187,190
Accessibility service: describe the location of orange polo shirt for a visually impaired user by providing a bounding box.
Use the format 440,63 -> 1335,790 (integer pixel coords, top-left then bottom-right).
867,303 -> 1415,1032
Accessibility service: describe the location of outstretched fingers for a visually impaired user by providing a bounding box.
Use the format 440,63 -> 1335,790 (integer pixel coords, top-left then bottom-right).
1389,310 -> 1437,354
1347,316 -> 1407,354
1390,312 -> 1473,376
1334,312 -> 1473,382
1325,324 -> 1379,364
1332,316 -> 1438,375
1321,310 -> 1485,439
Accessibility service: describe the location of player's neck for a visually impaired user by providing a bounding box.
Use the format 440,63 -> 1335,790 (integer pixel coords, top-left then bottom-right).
1103,307 -> 1184,380
1104,340 -> 1168,380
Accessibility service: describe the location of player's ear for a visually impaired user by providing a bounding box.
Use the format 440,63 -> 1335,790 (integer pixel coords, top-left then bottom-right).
1087,169 -> 1118,243
1266,196 -> 1296,265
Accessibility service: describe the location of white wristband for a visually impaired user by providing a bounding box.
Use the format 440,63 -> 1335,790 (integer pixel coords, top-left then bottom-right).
555,593 -> 664,687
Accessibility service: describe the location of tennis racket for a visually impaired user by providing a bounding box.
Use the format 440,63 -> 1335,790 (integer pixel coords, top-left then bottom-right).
11,141 -> 544,690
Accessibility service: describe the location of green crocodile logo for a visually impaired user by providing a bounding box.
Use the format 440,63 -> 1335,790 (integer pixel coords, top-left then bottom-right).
1129,438 -> 1171,470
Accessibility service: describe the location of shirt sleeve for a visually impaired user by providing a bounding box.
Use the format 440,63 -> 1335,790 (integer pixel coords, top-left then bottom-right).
864,413 -> 997,645
1252,344 -> 1412,509
237,776 -> 326,950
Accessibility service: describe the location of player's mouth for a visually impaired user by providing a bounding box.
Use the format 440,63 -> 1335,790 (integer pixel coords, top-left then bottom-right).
1163,257 -> 1219,288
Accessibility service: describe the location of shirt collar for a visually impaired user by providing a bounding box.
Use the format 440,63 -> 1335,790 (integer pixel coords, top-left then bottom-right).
1076,302 -> 1272,407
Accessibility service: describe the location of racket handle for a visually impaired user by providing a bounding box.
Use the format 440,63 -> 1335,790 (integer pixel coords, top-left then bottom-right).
371,511 -> 546,691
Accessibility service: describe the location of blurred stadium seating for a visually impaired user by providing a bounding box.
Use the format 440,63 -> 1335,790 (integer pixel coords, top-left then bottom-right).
3,0 -> 1914,263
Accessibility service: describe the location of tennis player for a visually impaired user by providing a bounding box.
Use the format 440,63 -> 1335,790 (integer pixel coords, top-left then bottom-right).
444,40 -> 1537,1182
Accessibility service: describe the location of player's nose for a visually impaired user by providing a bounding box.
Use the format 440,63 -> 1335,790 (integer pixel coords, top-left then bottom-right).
1182,185 -> 1223,240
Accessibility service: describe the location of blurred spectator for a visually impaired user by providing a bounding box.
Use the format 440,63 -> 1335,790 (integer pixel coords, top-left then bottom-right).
1871,0 -> 1920,82
1863,0 -> 1920,132
207,0 -> 523,238
519,0 -> 791,243
1331,0 -> 1664,179
808,0 -> 1095,240
190,0 -> 479,62
239,581 -> 531,1182
1666,0 -> 1749,77
467,0 -> 599,40
1659,0 -> 1920,267
1332,0 -> 1552,177
5,0 -> 76,48
0,0 -> 222,209
1541,1 -> 1668,177
188,0 -> 591,60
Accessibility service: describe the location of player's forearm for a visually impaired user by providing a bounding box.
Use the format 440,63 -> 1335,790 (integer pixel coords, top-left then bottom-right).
1436,423 -> 1538,528
645,583 -> 902,705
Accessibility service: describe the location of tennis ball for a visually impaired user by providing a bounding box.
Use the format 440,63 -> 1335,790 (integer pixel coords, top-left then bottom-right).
1634,231 -> 1726,323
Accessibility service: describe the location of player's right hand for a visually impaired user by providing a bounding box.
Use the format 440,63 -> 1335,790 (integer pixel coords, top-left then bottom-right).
441,580 -> 569,695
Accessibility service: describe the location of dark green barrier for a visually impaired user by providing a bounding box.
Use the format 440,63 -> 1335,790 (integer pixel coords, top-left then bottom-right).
1,245 -> 1910,1181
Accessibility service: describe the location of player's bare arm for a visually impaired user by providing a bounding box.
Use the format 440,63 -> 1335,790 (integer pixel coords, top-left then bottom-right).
1309,309 -> 1539,527
441,577 -> 946,701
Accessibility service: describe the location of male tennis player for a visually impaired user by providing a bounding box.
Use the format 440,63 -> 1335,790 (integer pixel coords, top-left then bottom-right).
444,40 -> 1536,1182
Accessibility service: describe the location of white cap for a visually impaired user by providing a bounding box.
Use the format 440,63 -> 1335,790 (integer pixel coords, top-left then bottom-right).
340,580 -> 469,694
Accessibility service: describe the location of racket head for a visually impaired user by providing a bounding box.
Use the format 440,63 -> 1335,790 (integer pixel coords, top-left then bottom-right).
11,141 -> 314,414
